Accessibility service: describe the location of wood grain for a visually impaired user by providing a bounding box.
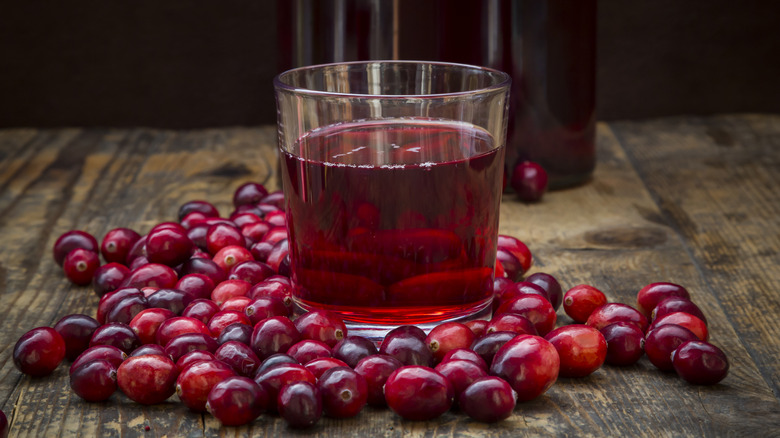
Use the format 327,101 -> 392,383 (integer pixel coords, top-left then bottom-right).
0,117 -> 779,436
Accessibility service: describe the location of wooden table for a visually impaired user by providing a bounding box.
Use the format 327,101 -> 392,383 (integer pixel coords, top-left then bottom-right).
0,114 -> 778,437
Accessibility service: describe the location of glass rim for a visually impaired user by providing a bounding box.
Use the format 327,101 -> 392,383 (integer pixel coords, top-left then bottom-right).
273,60 -> 511,99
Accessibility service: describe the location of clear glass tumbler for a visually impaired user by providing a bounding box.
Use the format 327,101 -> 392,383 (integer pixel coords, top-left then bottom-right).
274,61 -> 511,338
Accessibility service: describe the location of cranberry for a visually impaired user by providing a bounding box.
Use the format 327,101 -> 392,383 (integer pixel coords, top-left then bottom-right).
245,296 -> 289,324
220,296 -> 253,313
206,223 -> 244,255
250,316 -> 301,360
495,235 -> 532,280
649,312 -> 708,341
544,325 -> 607,378
105,294 -> 149,324
175,350 -> 216,371
495,294 -> 557,336
425,322 -> 475,364
250,241 -> 274,262
486,312 -> 538,336
117,354 -> 178,404
242,221 -> 272,243
53,314 -> 101,360
599,322 -> 645,366
233,182 -> 269,207
494,281 -> 549,312
378,326 -> 431,367
278,381 -> 322,428
217,322 -> 254,346
318,366 -> 368,418
294,310 -> 347,347
672,340 -> 729,385
100,227 -> 141,264
440,348 -> 488,371
511,160 -> 548,202
69,359 -> 117,402
332,335 -> 379,368
489,334 -> 559,402
89,322 -> 141,355
129,255 -> 149,270
180,257 -> 227,285
125,236 -> 147,266
175,273 -> 215,300
464,319 -> 489,338
434,359 -> 487,399
257,353 -> 300,375
206,376 -> 266,426
260,190 -> 286,209
266,239 -> 290,273
70,345 -> 126,375
563,284 -> 608,323
459,376 -> 516,423
145,227 -> 194,267
178,200 -> 220,221
181,298 -> 221,325
470,331 -> 517,367
230,211 -> 263,228
92,262 -> 131,296
353,354 -> 403,407
128,308 -> 175,344
155,316 -> 211,347
62,248 -> 100,286
304,357 -> 350,379
163,332 -> 219,362
261,226 -> 289,246
120,263 -> 178,290
215,341 -> 261,377
210,279 -> 251,306
636,281 -> 690,318
287,339 -> 332,364
228,260 -> 275,285
586,303 -> 649,333
129,344 -> 167,357
385,365 -> 454,421
145,288 -> 194,315
248,278 -> 294,311
13,327 -> 66,377
176,359 -> 236,411
254,363 -> 316,412
207,310 -> 250,338
265,210 -> 287,227
644,324 -> 699,371
181,212 -> 208,230
0,410 -> 6,438
651,296 -> 708,325
53,230 -> 99,266
525,272 -> 563,311
212,245 -> 254,272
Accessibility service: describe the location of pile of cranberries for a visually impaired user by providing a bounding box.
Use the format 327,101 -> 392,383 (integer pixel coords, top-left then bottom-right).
8,181 -> 729,430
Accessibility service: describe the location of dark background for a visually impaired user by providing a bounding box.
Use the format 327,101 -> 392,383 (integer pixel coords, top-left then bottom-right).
1,0 -> 778,128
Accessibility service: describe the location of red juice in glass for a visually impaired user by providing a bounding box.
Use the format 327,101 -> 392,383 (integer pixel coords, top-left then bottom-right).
280,119 -> 504,326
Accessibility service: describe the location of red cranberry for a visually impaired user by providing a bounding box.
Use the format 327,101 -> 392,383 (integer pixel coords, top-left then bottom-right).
266,239 -> 290,273
651,296 -> 707,325
207,310 -> 250,338
146,288 -> 194,315
525,272 -> 563,311
459,376 -> 517,423
287,339 -> 332,364
672,340 -> 729,385
92,262 -> 131,296
378,326 -> 431,367
636,282 -> 690,318
384,365 -> 454,421
586,303 -> 649,333
176,273 -> 215,300
178,200 -> 220,222
210,279 -> 251,306
511,160 -> 548,202
242,221 -> 272,244
544,325 -> 607,378
206,376 -> 267,426
89,322 -> 141,355
175,350 -> 216,372
215,341 -> 262,377
494,281 -> 549,312
563,284 -> 608,323
129,308 -> 176,344
228,260 -> 275,285
425,322 -> 475,364
70,345 -> 126,375
464,319 -> 489,338
230,211 -> 262,228
163,332 -> 219,362
248,279 -> 294,311
13,327 -> 66,377
304,357 -> 350,380
294,310 -> 347,348
176,359 -> 236,411
258,353 -> 299,375
156,317 -> 211,347
117,354 -> 178,404
495,235 -> 532,280
181,298 -> 221,325
254,363 -> 316,412
105,294 -> 149,324
129,344 -> 167,357
101,227 -> 141,264
495,294 -> 557,336
260,190 -> 285,209
486,312 -> 538,336
53,314 -> 101,360
317,366 -> 368,418
354,354 -> 403,407
470,331 -> 517,367
489,335 -> 560,402
650,312 -> 708,341
150,221 -> 187,233
332,335 -> 379,368
129,255 -> 149,270
145,227 -> 193,267
53,230 -> 99,266
278,381 -> 322,428
206,223 -> 244,256
120,263 -> 178,290
180,257 -> 227,285
63,248 -> 100,286
250,241 -> 274,262
233,182 -> 269,207
212,245 -> 254,272
644,324 -> 699,371
125,236 -> 147,266
261,226 -> 289,246
264,210 -> 287,227
245,296 -> 289,324
220,295 -> 253,313
250,316 -> 301,360
217,323 -> 254,346
599,322 -> 645,366
434,359 -> 487,399
69,359 -> 117,402
440,348 -> 488,371
181,212 -> 208,230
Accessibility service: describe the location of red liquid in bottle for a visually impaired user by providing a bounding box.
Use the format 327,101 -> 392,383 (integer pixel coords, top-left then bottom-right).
280,119 -> 504,325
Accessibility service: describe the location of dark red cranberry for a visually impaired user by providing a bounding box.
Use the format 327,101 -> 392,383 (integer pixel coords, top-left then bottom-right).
125,236 -> 147,266
294,310 -> 347,348
287,339 -> 332,364
486,312 -> 538,336
206,223 -> 245,255
259,190 -> 285,209
242,221 -> 272,244
70,345 -> 126,375
378,325 -> 431,367
89,322 -> 141,355
425,322 -> 475,364
249,241 -> 274,262
464,319 -> 489,338
266,239 -> 290,273
175,274 -> 215,300
495,294 -> 557,336
649,312 -> 708,341
245,296 -> 289,325
186,224 -> 209,251
544,325 -> 607,378
105,294 -> 149,324
117,354 -> 178,404
563,284 -> 608,323
176,359 -> 236,411
257,353 -> 300,375
652,296 -> 708,325
303,357 -> 350,379
145,227 -> 194,267
332,335 -> 379,368
489,334 -> 559,402
120,263 -> 178,290
228,260 -> 274,285
525,272 -> 563,311
636,282 -> 690,318
494,281 -> 549,312
155,316 -> 211,347
150,221 -> 187,233
248,279 -> 294,311
511,160 -> 548,202
175,350 -> 216,372
317,366 -> 368,418
63,248 -> 100,286
128,255 -> 149,270
13,327 -> 66,377
278,381 -> 322,428
459,376 -> 516,423
644,324 -> 699,371
181,212 -> 208,230
53,314 -> 101,360
470,331 -> 517,367
0,409 -> 7,438
101,227 -> 141,264
210,279 -> 251,306
217,322 -> 254,346
180,257 -> 227,285
146,288 -> 195,315
207,310 -> 251,338
181,298 -> 221,325
233,182 -> 269,207
672,340 -> 729,385
53,230 -> 99,266
212,245 -> 254,272
586,303 -> 649,333
254,363 -> 316,412
69,359 -> 117,402
493,275 -> 514,293
261,226 -> 289,246
250,316 -> 301,360
92,262 -> 131,296
599,322 -> 645,366
206,376 -> 266,426
440,348 -> 488,371
354,354 -> 403,407
129,344 -> 167,357
230,211 -> 262,228
178,200 -> 220,222
163,332 -> 219,362
434,359 -> 487,398
215,341 -> 262,377
495,235 -> 533,281
384,365 -> 454,421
